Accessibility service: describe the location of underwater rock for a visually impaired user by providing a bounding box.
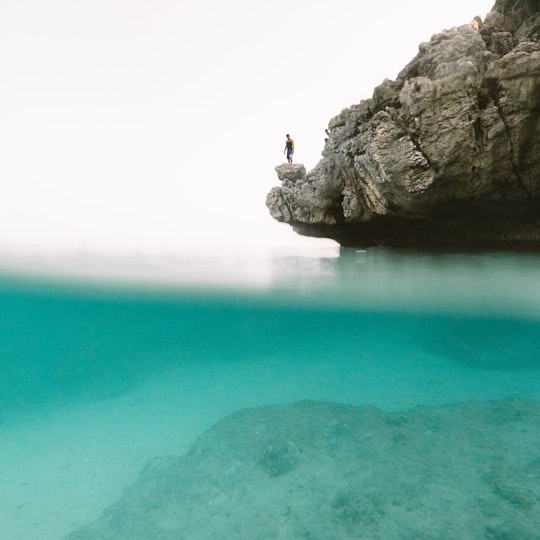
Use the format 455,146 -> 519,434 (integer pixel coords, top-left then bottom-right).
259,440 -> 300,477
266,0 -> 540,249
65,398 -> 540,539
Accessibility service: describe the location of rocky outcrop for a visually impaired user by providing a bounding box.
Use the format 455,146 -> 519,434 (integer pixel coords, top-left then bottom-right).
66,399 -> 540,539
266,0 -> 540,248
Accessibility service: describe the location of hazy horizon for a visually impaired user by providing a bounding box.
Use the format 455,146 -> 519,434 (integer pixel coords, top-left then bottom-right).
0,0 -> 495,255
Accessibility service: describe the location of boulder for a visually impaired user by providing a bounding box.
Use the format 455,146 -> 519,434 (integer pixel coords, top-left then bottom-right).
65,399 -> 540,539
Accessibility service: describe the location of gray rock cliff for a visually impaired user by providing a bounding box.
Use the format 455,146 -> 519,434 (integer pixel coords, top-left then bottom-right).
266,0 -> 540,248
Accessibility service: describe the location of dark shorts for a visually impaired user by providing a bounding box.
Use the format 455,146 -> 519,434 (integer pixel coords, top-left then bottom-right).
286,149 -> 293,159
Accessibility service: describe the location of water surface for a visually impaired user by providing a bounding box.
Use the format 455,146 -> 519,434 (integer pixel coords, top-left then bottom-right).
0,247 -> 539,538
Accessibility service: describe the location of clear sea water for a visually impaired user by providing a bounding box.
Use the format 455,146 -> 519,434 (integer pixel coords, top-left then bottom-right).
1,246 -> 539,539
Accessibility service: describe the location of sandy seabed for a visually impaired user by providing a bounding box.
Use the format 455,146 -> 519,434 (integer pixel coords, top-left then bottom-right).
1,354 -> 539,540
66,398 -> 540,539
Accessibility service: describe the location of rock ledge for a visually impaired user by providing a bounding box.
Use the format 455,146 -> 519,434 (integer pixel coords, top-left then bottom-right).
266,0 -> 540,249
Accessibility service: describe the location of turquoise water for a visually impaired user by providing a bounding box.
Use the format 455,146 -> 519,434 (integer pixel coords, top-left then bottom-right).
1,247 -> 539,538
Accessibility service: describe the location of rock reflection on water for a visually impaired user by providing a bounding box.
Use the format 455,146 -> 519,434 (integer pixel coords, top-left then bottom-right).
271,247 -> 540,319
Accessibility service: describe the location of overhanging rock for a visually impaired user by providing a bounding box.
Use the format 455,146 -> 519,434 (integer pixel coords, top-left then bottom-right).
266,0 -> 540,249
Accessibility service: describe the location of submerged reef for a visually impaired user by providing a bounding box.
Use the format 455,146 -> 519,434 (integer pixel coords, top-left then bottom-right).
266,0 -> 540,249
66,398 -> 540,539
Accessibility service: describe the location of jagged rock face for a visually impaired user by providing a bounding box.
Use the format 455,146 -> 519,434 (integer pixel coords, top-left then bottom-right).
266,0 -> 540,248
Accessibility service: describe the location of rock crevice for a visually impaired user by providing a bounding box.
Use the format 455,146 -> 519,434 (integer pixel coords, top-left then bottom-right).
266,0 -> 540,248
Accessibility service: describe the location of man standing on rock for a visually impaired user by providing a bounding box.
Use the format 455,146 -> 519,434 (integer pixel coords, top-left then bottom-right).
284,134 -> 294,165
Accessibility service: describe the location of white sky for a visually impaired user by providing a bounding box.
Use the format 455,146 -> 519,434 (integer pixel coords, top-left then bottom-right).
0,0 -> 495,255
